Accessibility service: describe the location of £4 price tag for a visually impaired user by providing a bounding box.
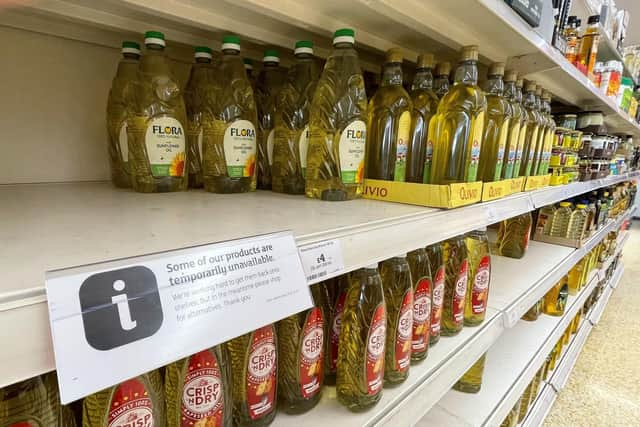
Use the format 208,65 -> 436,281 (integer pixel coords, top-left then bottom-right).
298,239 -> 346,284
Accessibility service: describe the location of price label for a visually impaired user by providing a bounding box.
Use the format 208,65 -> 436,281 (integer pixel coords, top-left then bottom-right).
298,239 -> 345,284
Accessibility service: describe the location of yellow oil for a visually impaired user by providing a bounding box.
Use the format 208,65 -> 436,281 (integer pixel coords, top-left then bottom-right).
202,35 -> 257,194
512,79 -> 528,176
522,299 -> 542,321
165,346 -> 233,427
426,243 -> 445,345
543,276 -> 569,316
128,31 -> 188,193
453,353 -> 486,393
517,379 -> 535,423
518,81 -> 541,177
536,91 -> 555,175
106,41 -> 140,188
577,17 -> 601,79
272,41 -> 319,194
442,235 -> 468,336
433,62 -> 451,99
567,256 -> 588,295
529,87 -> 548,176
83,370 -> 165,426
567,204 -> 589,239
336,264 -> 386,411
407,248 -> 432,362
306,29 -> 367,201
321,274 -> 349,385
500,400 -> 521,427
500,71 -> 522,179
365,49 -> 412,182
529,366 -> 544,405
550,202 -> 573,237
428,46 -> 487,184
496,212 -> 532,259
464,230 -> 491,326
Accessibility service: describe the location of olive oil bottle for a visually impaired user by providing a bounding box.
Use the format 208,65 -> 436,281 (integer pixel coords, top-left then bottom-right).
244,58 -> 256,87
306,28 -> 367,201
452,353 -> 486,393
501,70 -> 523,180
256,50 -> 286,190
428,46 -> 487,184
323,275 -> 349,385
272,41 -> 319,194
442,236 -> 469,336
337,264 -> 386,411
408,53 -> 439,183
512,79 -> 527,176
165,346 -> 232,427
433,62 -> 451,99
184,46 -> 216,189
478,62 -> 510,182
496,212 -> 532,259
83,370 -> 165,426
530,86 -> 547,175
365,48 -> 412,181
277,284 -> 327,413
128,31 -> 188,192
227,325 -> 277,426
518,80 -> 541,177
380,256 -> 413,385
426,242 -> 445,345
107,41 -> 140,188
202,36 -> 257,193
407,248 -> 432,362
537,90 -> 555,175
464,230 -> 491,326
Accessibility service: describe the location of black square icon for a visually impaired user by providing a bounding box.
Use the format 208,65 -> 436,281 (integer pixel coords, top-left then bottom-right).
79,266 -> 163,351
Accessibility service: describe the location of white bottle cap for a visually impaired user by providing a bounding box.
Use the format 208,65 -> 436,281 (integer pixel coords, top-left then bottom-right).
365,263 -> 378,269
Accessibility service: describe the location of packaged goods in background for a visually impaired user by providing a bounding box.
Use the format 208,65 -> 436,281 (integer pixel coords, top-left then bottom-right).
441,235 -> 469,336
433,62 -> 451,99
426,243 -> 445,345
452,353 -> 487,393
502,70 -> 523,179
407,248 -> 432,362
496,212 -> 532,259
464,230 -> 491,325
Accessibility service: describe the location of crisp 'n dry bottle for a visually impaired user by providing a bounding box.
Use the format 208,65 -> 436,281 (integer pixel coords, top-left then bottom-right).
165,346 -> 232,427
464,229 -> 491,326
452,353 -> 487,393
426,242 -> 445,345
442,236 -> 469,336
322,275 -> 349,385
337,264 -> 386,411
407,248 -> 432,362
227,325 -> 277,426
496,212 -> 532,259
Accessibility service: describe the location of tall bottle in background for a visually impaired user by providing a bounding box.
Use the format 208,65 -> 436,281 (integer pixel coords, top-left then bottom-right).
464,229 -> 491,326
441,235 -> 469,336
452,353 -> 487,393
306,28 -> 367,201
128,31 -> 188,193
428,46 -> 487,184
202,36 -> 257,193
107,41 -> 140,188
577,15 -> 601,79
513,79 -> 527,176
530,86 -> 548,175
365,48 -> 412,181
501,70 -> 522,179
478,62 -> 511,182
519,80 -> 541,177
407,53 -> 439,183
433,62 -> 451,99
407,248 -> 432,362
426,242 -> 445,345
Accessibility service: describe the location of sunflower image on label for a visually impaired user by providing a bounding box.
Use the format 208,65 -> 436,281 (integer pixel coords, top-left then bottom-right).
246,325 -> 276,420
180,350 -> 224,427
494,125 -> 508,181
299,125 -> 309,177
144,116 -> 186,178
365,304 -> 386,395
223,119 -> 257,178
339,120 -> 366,184
395,290 -> 413,372
267,129 -> 275,166
466,112 -> 484,181
299,308 -> 325,398
453,260 -> 469,325
331,291 -> 347,370
412,277 -> 432,352
431,267 -> 445,335
472,256 -> 491,315
422,139 -> 434,183
108,378 -> 154,427
118,121 -> 129,165
394,111 -> 411,182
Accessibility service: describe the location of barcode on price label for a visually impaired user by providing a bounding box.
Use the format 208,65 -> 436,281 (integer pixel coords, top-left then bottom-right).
298,239 -> 346,284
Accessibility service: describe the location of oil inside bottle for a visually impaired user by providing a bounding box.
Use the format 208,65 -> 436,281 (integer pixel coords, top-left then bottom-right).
464,229 -> 491,326
529,86 -> 547,176
426,242 -> 445,346
322,275 -> 349,385
433,62 -> 451,99
550,202 -> 573,237
407,248 -> 432,362
512,79 -> 527,176
518,80 -> 541,177
441,235 -> 469,336
543,276 -> 569,316
452,353 -> 486,393
496,212 -> 532,259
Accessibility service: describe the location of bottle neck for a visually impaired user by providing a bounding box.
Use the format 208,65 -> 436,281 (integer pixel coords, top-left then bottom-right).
381,62 -> 403,87
485,74 -> 504,95
263,61 -> 279,68
222,49 -> 240,56
504,81 -> 517,101
334,42 -> 354,50
195,57 -> 211,64
146,44 -> 164,52
515,86 -> 523,103
412,67 -> 434,90
523,89 -> 537,109
453,60 -> 478,86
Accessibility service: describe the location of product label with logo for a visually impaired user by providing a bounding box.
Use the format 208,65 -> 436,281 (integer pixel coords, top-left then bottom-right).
223,119 -> 256,178
412,277 -> 432,352
299,125 -> 309,177
339,120 -> 366,184
430,267 -> 445,336
453,260 -> 469,325
493,125 -> 509,181
365,304 -> 386,395
180,350 -> 224,427
108,378 -> 154,427
267,129 -> 275,166
246,325 -> 276,420
118,121 -> 129,165
471,256 -> 491,315
299,307 -> 324,398
423,139 -> 434,183
330,291 -> 347,371
467,112 -> 485,181
514,125 -> 527,174
394,111 -> 411,182
395,290 -> 413,372
145,116 -> 186,177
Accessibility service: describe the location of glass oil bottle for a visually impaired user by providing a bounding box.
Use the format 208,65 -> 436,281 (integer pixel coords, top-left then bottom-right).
1,374 -> 71,426
496,212 -> 532,259
442,235 -> 469,336
512,79 -> 527,176
530,86 -> 547,175
434,62 -> 451,99
452,353 -> 487,393
322,274 -> 349,385
501,70 -> 522,179
543,276 -> 569,316
426,242 -> 445,345
407,248 -> 432,362
464,229 -> 491,326
537,90 -> 555,175
518,80 -> 541,177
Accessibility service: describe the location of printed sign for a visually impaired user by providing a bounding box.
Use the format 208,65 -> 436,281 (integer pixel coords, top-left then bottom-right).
298,239 -> 345,284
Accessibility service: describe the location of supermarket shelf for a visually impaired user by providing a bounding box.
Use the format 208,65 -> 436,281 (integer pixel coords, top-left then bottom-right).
529,173 -> 633,208
589,280 -> 614,325
521,384 -> 557,427
609,259 -> 625,290
548,315 -> 593,391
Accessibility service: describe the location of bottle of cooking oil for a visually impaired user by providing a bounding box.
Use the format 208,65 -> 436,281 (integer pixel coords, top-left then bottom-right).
426,242 -> 445,345
306,28 -> 367,201
0,374 -> 71,426
568,257 -> 588,295
227,325 -> 277,426
442,236 -> 469,336
83,370 -> 165,426
537,90 -> 555,175
165,346 -> 232,427
497,212 -> 532,259
452,353 -> 486,393
522,299 -> 542,321
365,48 -> 412,182
543,276 -> 569,316
518,80 -> 541,177
407,248 -> 432,362
256,50 -> 286,190
517,379 -> 535,423
272,41 -> 319,194
107,41 -> 140,189
537,204 -> 556,236
323,274 -> 349,385
512,79 -> 527,176
501,70 -> 522,179
529,366 -> 545,405
337,264 -> 386,411
244,58 -> 256,88
577,15 -> 601,79
433,62 -> 451,99
202,36 -> 258,193
277,283 -> 327,414
128,31 -> 188,193
184,46 -> 216,189
478,63 -> 510,182
407,53 -> 439,183
550,202 -> 573,237
500,400 -> 522,427
428,46 -> 487,184
530,86 -> 547,175
464,229 -> 491,326
567,203 -> 589,239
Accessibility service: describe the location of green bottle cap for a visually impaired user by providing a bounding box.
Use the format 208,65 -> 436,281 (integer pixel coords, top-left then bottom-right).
144,31 -> 165,47
194,46 -> 213,59
333,28 -> 355,45
222,35 -> 241,51
263,49 -> 280,63
121,41 -> 141,55
294,40 -> 314,55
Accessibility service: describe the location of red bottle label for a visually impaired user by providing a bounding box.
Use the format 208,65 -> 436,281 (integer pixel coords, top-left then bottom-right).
180,350 -> 224,427
472,256 -> 491,315
246,325 -> 276,420
299,307 -> 324,398
108,378 -> 154,427
10,422 -> 38,427
395,290 -> 413,372
412,277 -> 432,352
453,260 -> 469,325
365,304 -> 386,395
430,266 -> 445,336
330,291 -> 347,370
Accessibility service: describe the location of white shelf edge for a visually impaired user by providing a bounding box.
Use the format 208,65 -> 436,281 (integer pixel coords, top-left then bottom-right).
548,317 -> 593,390
521,384 -> 557,427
